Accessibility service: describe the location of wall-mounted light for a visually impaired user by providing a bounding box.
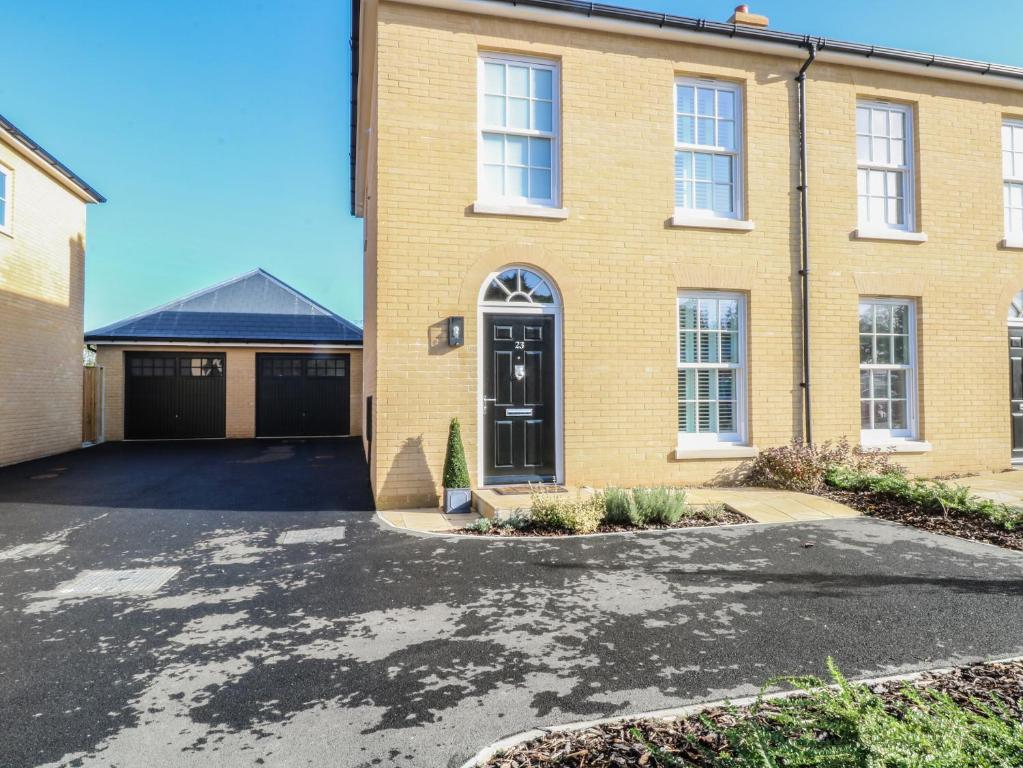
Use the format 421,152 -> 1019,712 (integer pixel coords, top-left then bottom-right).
448,316 -> 465,347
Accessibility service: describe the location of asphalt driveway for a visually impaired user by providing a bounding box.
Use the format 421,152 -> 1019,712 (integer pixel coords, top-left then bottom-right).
1,440 -> 1022,768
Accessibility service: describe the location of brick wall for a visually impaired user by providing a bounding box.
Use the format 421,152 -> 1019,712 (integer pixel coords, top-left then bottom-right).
95,346 -> 363,441
365,3 -> 1023,508
0,139 -> 89,467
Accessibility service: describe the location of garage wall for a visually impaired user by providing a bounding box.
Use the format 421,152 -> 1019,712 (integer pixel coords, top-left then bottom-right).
95,345 -> 363,441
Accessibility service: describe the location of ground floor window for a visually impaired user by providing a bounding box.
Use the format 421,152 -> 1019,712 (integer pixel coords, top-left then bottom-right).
677,291 -> 746,446
859,298 -> 917,444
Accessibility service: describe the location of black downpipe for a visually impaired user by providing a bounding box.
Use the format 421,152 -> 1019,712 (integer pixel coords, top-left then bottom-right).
796,41 -> 818,445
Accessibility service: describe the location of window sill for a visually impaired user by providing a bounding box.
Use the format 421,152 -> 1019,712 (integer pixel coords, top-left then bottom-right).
671,213 -> 755,231
860,440 -> 933,454
1001,236 -> 1023,250
854,227 -> 928,243
675,445 -> 758,460
472,201 -> 569,220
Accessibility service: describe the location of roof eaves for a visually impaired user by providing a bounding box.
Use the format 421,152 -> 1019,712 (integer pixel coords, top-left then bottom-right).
488,0 -> 1023,82
0,112 -> 106,203
84,334 -> 364,345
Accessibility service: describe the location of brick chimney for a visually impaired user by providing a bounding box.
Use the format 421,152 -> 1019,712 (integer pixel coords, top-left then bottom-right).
727,4 -> 769,27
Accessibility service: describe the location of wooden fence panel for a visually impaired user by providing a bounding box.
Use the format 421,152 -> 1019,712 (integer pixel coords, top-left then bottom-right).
82,367 -> 102,443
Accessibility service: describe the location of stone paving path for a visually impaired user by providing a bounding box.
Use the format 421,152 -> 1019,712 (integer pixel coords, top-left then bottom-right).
381,486 -> 859,533
960,471 -> 1023,506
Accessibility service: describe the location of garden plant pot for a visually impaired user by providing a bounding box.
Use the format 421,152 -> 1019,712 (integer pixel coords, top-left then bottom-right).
445,488 -> 472,514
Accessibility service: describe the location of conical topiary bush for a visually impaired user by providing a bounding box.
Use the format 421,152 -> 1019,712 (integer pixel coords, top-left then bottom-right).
442,418 -> 472,513
442,417 -> 470,489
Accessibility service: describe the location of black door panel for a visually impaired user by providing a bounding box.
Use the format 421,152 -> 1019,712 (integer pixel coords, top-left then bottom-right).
483,315 -> 556,483
1011,330 -> 1023,461
125,353 -> 226,439
256,354 -> 350,437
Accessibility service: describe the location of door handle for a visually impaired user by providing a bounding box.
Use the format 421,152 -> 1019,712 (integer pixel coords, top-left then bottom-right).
482,396 -> 496,414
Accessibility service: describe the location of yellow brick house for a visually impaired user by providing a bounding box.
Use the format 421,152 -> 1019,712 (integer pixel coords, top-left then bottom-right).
0,113 -> 104,467
351,0 -> 1023,509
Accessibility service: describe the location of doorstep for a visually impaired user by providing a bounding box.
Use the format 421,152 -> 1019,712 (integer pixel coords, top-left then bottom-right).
473,486 -> 597,520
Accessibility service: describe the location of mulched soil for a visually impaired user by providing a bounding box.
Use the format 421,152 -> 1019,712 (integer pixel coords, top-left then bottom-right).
821,487 -> 1023,552
479,660 -> 1023,767
460,508 -> 751,536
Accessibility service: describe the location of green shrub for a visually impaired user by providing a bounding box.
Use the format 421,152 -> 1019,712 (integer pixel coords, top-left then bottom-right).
602,487 -> 641,526
464,516 -> 493,533
441,417 -> 470,489
635,658 -> 1023,768
826,467 -> 1023,532
633,486 -> 687,525
530,492 -> 605,533
748,438 -> 904,493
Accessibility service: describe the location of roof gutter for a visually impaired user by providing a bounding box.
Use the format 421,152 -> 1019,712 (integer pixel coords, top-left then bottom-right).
350,0 -> 362,216
387,0 -> 1023,90
84,338 -> 364,346
0,113 -> 106,203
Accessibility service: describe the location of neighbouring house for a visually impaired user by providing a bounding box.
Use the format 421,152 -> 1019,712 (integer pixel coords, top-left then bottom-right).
350,0 -> 1023,509
0,113 -> 105,467
85,269 -> 363,441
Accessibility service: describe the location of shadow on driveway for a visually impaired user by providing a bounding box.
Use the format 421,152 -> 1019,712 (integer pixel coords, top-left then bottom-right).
0,438 -> 374,512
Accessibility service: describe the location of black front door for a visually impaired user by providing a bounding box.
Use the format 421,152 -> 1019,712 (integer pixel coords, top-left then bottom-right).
483,314 -> 556,484
1010,329 -> 1023,461
256,354 -> 350,437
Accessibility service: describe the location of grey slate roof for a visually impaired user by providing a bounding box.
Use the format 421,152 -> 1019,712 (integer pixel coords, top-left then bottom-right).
85,269 -> 362,344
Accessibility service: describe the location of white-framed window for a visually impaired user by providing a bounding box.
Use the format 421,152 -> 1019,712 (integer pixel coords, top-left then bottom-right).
677,292 -> 746,446
859,298 -> 917,444
1003,119 -> 1023,240
857,101 -> 915,232
674,79 -> 743,219
478,53 -> 559,207
0,164 -> 10,235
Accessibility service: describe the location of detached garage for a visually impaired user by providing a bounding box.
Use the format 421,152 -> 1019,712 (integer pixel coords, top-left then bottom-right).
86,269 -> 362,442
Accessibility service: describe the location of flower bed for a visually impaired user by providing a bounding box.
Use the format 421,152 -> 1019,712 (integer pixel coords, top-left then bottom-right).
462,487 -> 751,536
478,659 -> 1023,767
746,440 -> 1023,551
822,485 -> 1023,551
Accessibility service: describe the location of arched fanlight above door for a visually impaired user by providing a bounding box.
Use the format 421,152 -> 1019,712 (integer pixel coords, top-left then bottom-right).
1010,291 -> 1023,322
482,267 -> 558,306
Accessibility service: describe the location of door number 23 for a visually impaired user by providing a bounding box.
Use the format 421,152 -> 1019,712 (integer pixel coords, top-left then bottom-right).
513,341 -> 525,349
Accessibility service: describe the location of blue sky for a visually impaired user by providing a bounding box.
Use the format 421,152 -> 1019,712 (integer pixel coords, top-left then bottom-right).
4,0 -> 1020,329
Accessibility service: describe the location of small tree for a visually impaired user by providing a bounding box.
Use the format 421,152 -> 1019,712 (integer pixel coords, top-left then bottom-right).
442,417 -> 470,489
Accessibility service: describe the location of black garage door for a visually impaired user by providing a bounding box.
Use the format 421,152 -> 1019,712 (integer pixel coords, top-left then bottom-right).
256,354 -> 350,437
125,353 -> 226,439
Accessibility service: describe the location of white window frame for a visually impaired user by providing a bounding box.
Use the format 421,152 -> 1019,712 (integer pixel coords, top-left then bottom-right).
859,297 -> 918,446
673,78 -> 744,222
676,291 -> 747,449
0,163 -> 11,236
856,100 -> 916,233
1003,119 -> 1023,245
476,52 -> 560,209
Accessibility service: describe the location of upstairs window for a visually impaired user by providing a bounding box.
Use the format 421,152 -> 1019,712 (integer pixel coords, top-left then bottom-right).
0,165 -> 10,234
677,292 -> 746,446
1004,120 -> 1023,242
674,79 -> 743,220
478,53 -> 559,207
857,101 -> 915,232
